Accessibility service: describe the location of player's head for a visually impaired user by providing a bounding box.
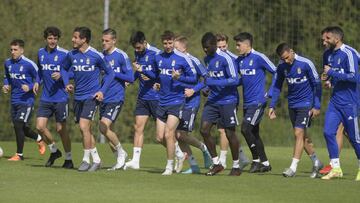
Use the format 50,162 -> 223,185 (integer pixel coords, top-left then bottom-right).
10,39 -> 24,60
174,35 -> 188,53
216,33 -> 229,51
130,31 -> 147,53
201,32 -> 217,56
276,42 -> 295,65
102,28 -> 117,52
72,26 -> 91,49
321,26 -> 344,50
161,30 -> 175,53
43,26 -> 61,50
233,32 -> 253,55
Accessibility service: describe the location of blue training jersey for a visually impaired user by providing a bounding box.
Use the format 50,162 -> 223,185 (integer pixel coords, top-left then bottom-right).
37,46 -> 69,103
324,44 -> 359,107
134,44 -> 161,101
237,49 -> 277,107
270,54 -> 322,109
183,53 -> 208,109
204,48 -> 239,105
103,48 -> 134,103
4,55 -> 38,105
62,46 -> 114,100
154,49 -> 196,106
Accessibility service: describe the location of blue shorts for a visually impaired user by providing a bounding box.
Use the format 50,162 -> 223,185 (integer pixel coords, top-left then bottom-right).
37,101 -> 68,123
201,103 -> 239,128
11,104 -> 33,123
156,104 -> 183,123
73,99 -> 98,123
243,103 -> 266,126
289,107 -> 311,129
177,107 -> 199,132
134,99 -> 158,119
100,102 -> 123,122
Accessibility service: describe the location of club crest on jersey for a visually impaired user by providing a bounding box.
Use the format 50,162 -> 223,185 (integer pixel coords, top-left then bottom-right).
20,66 -> 23,72
145,55 -> 149,62
284,69 -> 288,76
54,55 -> 58,62
159,60 -> 162,67
249,59 -> 253,66
109,60 -> 115,67
8,65 -> 12,71
328,55 -> 332,62
337,58 -> 341,65
215,61 -> 219,68
40,55 -> 44,62
171,60 -> 176,67
86,58 -> 90,65
297,67 -> 301,74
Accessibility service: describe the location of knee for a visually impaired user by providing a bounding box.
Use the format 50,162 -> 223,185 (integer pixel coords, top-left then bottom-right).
200,126 -> 210,137
99,122 -> 108,135
294,129 -> 304,138
241,122 -> 251,136
36,124 -> 46,134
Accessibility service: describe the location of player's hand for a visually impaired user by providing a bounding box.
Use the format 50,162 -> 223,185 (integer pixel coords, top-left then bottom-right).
65,84 -> 74,93
141,74 -> 150,81
172,68 -> 181,80
321,72 -> 329,81
184,88 -> 195,97
324,81 -> 331,89
310,108 -> 320,118
51,71 -> 61,81
2,85 -> 10,94
153,83 -> 160,91
21,84 -> 30,92
268,108 -> 276,120
33,82 -> 39,95
93,91 -> 104,102
125,82 -> 131,87
323,65 -> 331,74
132,62 -> 142,72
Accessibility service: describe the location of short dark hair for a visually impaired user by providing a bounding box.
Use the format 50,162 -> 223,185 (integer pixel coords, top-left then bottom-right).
174,35 -> 188,48
161,30 -> 175,41
10,39 -> 25,48
321,26 -> 344,41
43,26 -> 61,39
216,33 -> 229,42
102,28 -> 116,39
276,42 -> 291,56
129,31 -> 146,45
73,26 -> 91,43
201,32 -> 217,47
233,32 -> 253,46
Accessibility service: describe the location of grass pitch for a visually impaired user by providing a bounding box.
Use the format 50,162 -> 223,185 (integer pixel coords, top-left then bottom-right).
0,141 -> 359,203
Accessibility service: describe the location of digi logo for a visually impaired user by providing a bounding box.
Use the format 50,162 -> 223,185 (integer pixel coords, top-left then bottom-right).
41,64 -> 60,71
73,65 -> 96,72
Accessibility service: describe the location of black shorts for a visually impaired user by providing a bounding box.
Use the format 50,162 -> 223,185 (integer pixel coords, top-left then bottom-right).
73,99 -> 98,123
177,107 -> 199,132
134,99 -> 158,119
201,103 -> 238,128
289,107 -> 312,129
100,102 -> 123,122
11,104 -> 33,123
156,104 -> 183,123
37,101 -> 68,123
243,103 -> 266,126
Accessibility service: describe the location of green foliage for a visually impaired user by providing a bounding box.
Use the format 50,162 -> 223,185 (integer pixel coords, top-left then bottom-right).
0,0 -> 359,146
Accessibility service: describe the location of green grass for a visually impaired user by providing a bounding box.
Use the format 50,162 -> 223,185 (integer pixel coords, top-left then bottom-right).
0,141 -> 359,203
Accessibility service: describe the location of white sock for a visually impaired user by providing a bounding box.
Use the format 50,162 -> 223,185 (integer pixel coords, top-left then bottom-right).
331,158 -> 340,168
82,149 -> 91,163
90,147 -> 101,164
115,143 -> 124,157
232,160 -> 240,168
132,147 -> 142,163
253,159 -> 260,163
17,153 -> 23,156
200,143 -> 207,152
219,150 -> 227,165
36,135 -> 42,142
212,156 -> 220,165
290,158 -> 300,172
65,152 -> 72,160
166,159 -> 174,170
175,142 -> 184,158
188,155 -> 197,166
48,143 -> 57,153
262,160 -> 270,166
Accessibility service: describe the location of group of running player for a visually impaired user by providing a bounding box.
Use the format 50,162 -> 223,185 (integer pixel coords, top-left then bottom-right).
3,25 -> 360,180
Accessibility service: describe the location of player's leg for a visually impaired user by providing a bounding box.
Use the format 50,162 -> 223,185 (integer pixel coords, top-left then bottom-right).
218,127 -> 229,169
161,115 -> 180,175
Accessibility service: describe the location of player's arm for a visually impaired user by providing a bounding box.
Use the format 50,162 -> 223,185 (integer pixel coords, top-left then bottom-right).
3,62 -> 11,94
269,66 -> 284,110
98,56 -> 115,94
260,55 -> 277,98
325,52 -> 358,83
306,62 -> 322,111
115,54 -> 134,83
175,58 -> 197,84
205,58 -> 239,86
